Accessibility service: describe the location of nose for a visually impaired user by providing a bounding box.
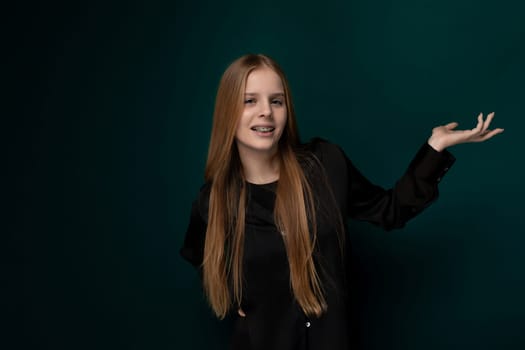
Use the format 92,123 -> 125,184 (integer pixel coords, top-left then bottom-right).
258,101 -> 272,118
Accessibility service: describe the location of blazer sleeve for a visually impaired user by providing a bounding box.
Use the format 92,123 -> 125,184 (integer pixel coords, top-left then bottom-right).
180,185 -> 210,268
323,141 -> 456,231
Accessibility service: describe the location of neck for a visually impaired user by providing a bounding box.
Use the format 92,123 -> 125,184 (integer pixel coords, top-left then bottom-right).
238,147 -> 280,185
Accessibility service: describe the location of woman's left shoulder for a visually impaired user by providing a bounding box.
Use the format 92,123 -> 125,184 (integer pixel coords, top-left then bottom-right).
299,137 -> 347,166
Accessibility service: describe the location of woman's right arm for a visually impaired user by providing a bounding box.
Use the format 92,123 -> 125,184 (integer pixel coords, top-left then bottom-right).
180,196 -> 208,268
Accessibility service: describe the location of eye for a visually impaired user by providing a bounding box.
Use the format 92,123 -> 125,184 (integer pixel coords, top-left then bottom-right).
244,98 -> 255,104
271,99 -> 284,106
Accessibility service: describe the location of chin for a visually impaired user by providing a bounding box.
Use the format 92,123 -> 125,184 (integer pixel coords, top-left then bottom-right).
237,141 -> 279,155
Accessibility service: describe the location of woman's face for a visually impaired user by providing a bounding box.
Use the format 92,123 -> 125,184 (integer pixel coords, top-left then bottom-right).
235,67 -> 287,159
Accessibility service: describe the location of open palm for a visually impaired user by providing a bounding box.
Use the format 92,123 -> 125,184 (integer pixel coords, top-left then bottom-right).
428,112 -> 504,151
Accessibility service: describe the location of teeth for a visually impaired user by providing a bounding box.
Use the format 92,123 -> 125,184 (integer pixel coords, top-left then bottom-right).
252,126 -> 275,132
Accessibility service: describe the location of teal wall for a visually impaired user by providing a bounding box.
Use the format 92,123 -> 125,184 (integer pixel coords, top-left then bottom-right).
10,0 -> 524,349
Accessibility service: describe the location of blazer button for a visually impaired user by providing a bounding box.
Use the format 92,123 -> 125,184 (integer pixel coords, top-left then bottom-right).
306,321 -> 311,328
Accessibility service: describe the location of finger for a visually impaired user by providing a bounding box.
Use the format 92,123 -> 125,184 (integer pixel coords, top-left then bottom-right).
238,309 -> 246,317
482,128 -> 504,140
481,112 -> 495,133
474,128 -> 504,142
473,113 -> 484,133
445,122 -> 459,130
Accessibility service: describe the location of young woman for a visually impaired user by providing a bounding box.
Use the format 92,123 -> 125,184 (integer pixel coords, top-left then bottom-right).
180,54 -> 503,350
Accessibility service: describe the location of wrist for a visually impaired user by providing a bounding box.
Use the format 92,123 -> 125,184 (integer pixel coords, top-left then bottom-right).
427,137 -> 446,152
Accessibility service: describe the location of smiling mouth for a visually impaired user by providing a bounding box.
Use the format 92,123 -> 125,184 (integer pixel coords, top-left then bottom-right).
251,126 -> 275,132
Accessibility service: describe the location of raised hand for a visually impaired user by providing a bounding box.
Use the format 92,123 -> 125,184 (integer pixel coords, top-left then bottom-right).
427,112 -> 504,152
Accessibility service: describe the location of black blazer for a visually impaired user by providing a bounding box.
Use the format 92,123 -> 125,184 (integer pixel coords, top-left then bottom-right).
181,139 -> 455,350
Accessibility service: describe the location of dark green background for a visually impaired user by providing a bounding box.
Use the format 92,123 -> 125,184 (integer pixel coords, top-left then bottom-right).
8,0 -> 524,349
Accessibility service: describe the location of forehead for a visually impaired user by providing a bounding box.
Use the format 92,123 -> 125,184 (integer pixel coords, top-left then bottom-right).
245,67 -> 284,93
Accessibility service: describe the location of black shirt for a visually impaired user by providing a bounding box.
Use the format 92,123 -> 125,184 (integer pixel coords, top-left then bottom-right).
180,139 -> 456,350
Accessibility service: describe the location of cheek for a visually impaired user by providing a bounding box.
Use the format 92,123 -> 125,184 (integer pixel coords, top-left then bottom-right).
236,112 -> 249,131
275,117 -> 287,140
279,112 -> 288,129
235,112 -> 254,140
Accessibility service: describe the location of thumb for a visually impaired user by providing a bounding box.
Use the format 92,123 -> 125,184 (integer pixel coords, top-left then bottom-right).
445,122 -> 459,130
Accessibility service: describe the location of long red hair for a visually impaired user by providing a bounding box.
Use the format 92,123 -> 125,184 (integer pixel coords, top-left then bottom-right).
203,54 -> 327,318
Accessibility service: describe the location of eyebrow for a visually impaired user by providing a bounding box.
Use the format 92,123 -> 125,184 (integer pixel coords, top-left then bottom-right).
244,92 -> 285,97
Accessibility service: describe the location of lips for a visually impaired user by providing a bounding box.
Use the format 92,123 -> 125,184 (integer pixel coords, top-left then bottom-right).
251,126 -> 275,132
